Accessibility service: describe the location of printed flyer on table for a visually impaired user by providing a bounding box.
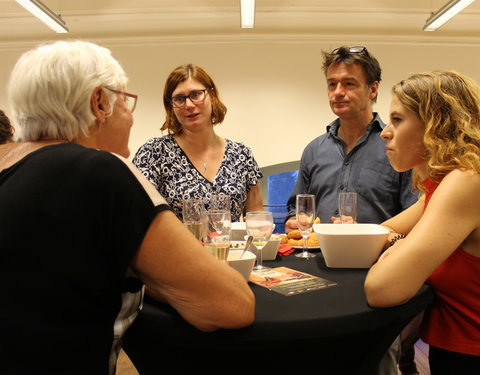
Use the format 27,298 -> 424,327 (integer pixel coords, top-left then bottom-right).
250,267 -> 338,296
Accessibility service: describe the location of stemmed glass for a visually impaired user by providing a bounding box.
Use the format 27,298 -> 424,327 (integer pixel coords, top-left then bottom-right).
203,210 -> 231,260
182,198 -> 205,242
295,194 -> 316,259
245,211 -> 274,270
210,194 -> 230,211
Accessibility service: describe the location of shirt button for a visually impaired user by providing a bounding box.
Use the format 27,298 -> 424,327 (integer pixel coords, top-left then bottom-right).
340,185 -> 345,190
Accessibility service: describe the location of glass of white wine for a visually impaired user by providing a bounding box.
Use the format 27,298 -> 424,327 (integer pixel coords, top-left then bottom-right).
203,210 -> 231,260
245,211 -> 274,270
295,194 -> 316,259
182,198 -> 205,242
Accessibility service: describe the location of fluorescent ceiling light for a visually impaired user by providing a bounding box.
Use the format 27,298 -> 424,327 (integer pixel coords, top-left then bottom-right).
15,0 -> 69,33
423,0 -> 475,31
241,0 -> 255,28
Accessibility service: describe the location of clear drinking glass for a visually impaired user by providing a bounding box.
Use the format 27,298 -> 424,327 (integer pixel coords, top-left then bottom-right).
338,192 -> 357,224
182,198 -> 205,242
295,194 -> 316,259
203,210 -> 231,260
245,211 -> 274,270
210,194 -> 230,211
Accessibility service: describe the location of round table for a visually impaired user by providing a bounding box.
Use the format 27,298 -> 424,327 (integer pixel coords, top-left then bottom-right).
122,251 -> 433,374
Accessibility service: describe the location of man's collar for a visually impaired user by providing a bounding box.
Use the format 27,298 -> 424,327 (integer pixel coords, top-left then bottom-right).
327,112 -> 384,134
373,113 -> 386,129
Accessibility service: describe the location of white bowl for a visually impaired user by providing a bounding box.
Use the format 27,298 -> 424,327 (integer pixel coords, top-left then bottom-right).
245,235 -> 281,261
313,223 -> 389,268
227,250 -> 256,281
231,222 -> 247,240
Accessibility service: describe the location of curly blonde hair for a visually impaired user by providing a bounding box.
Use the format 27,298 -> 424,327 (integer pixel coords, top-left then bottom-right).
392,70 -> 480,193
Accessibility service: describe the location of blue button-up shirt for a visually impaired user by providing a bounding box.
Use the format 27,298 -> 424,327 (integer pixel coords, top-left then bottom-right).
286,113 -> 418,224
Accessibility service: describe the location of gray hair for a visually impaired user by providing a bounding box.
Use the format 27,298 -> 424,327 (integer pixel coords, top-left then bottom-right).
7,40 -> 128,141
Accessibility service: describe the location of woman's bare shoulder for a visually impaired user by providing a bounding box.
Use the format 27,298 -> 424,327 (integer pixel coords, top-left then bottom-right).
439,169 -> 480,195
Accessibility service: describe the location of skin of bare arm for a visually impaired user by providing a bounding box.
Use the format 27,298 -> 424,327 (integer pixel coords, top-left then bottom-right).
244,184 -> 264,214
380,196 -> 425,250
365,169 -> 480,308
131,209 -> 255,332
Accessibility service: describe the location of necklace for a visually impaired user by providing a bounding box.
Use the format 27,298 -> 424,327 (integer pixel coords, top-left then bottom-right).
203,161 -> 207,174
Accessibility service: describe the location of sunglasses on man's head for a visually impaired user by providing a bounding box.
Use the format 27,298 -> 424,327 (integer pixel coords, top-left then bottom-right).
332,46 -> 370,57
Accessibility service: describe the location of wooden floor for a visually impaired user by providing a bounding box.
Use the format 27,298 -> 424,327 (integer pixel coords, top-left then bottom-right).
116,340 -> 431,375
116,350 -> 138,375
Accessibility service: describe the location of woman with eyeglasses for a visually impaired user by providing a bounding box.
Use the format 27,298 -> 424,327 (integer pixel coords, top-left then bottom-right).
0,41 -> 254,374
133,64 -> 264,222
365,70 -> 480,374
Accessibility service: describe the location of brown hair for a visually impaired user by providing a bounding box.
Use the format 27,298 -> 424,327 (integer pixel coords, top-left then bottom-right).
161,64 -> 227,135
0,110 -> 14,144
322,46 -> 382,102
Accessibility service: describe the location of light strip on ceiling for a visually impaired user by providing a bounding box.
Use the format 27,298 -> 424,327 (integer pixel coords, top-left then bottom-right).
423,0 -> 475,31
240,0 -> 255,28
15,0 -> 69,33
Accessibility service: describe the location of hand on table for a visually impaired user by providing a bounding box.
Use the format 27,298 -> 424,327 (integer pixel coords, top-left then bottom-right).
285,218 -> 298,234
331,216 -> 355,224
286,216 -> 322,233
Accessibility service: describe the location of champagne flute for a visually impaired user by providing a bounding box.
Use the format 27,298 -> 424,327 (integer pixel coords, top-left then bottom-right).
245,211 -> 274,270
295,194 -> 316,258
338,192 -> 357,224
182,198 -> 205,242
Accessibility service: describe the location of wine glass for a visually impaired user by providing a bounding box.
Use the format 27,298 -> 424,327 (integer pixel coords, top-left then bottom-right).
210,194 -> 230,211
295,194 -> 316,258
245,211 -> 274,270
203,210 -> 231,260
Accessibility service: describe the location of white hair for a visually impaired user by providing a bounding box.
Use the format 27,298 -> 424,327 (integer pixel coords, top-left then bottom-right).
7,40 -> 128,141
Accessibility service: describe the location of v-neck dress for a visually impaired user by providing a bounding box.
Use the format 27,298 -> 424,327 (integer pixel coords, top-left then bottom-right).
133,134 -> 262,222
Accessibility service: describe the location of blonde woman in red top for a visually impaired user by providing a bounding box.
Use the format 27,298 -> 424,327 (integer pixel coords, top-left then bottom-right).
365,70 -> 480,374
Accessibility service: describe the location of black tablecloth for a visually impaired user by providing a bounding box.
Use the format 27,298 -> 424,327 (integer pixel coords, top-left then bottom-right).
122,252 -> 434,374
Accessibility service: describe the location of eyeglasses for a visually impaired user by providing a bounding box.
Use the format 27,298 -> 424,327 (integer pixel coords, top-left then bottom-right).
170,88 -> 210,108
105,87 -> 138,113
332,46 -> 370,57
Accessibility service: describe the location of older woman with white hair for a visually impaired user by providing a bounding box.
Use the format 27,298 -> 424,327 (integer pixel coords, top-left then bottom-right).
0,40 -> 254,374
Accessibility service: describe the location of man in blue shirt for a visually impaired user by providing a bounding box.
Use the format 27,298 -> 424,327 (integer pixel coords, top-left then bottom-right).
285,46 -> 419,375
285,46 -> 417,227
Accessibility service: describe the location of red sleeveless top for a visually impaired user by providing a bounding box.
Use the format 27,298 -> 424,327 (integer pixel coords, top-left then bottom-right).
420,179 -> 480,355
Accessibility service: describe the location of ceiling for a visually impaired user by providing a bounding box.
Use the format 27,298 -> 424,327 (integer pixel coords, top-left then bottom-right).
1,0 -> 480,44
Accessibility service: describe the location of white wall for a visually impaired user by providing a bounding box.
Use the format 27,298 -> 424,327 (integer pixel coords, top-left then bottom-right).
1,37 -> 480,168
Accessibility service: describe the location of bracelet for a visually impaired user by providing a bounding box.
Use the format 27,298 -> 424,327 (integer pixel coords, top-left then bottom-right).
389,234 -> 406,247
